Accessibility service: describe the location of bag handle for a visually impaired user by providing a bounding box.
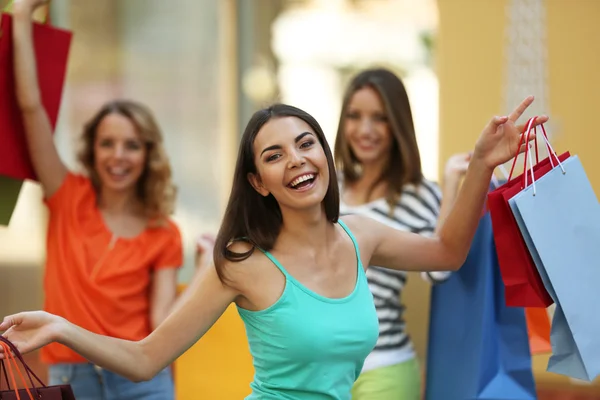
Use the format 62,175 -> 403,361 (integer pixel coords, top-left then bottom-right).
521,118 -> 566,195
0,356 -> 10,390
0,336 -> 45,389
506,116 -> 554,181
507,117 -> 537,181
0,342 -> 36,400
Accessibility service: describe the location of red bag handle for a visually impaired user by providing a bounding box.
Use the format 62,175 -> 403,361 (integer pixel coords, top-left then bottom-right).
506,116 -> 559,183
0,341 -> 36,400
507,117 -> 540,181
520,118 -> 566,194
0,336 -> 45,391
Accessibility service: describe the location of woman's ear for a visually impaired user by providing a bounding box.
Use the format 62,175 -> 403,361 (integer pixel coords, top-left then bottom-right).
248,173 -> 270,197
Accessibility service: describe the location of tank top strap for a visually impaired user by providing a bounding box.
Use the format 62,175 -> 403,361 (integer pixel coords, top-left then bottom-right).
256,247 -> 292,279
337,219 -> 363,271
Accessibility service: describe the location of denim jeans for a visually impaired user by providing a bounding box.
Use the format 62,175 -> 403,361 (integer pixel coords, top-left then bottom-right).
48,363 -> 174,400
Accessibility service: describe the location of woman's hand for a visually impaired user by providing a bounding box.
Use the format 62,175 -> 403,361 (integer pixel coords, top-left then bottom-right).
444,152 -> 471,186
12,0 -> 48,15
0,311 -> 65,357
195,233 -> 216,268
473,96 -> 548,170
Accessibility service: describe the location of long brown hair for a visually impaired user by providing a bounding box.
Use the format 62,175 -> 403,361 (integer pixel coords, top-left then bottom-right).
213,104 -> 339,281
78,100 -> 176,225
334,68 -> 423,207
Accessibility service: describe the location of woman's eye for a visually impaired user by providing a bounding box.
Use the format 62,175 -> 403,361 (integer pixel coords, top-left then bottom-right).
267,153 -> 281,162
300,140 -> 314,149
126,140 -> 143,150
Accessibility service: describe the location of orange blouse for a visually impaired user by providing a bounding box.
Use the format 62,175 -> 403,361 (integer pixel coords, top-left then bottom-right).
41,173 -> 182,364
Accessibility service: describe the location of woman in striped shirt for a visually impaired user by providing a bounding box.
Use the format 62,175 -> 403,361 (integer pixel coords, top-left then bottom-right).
335,68 -> 470,399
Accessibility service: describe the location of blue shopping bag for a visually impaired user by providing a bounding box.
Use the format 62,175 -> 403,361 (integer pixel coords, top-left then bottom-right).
425,211 -> 536,400
509,155 -> 600,381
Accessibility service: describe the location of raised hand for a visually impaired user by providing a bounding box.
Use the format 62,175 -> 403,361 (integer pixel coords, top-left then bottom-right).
444,152 -> 472,182
473,96 -> 549,170
0,311 -> 63,358
13,0 -> 49,12
195,233 -> 216,268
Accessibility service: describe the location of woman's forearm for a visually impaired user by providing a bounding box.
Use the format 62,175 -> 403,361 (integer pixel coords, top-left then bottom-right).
57,319 -> 153,382
437,156 -> 493,265
12,4 -> 43,111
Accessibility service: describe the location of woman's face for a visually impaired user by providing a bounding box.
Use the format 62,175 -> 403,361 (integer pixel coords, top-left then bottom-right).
249,116 -> 330,212
93,113 -> 147,194
343,86 -> 393,167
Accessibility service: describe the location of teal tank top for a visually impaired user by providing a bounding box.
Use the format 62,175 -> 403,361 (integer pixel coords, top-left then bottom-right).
237,221 -> 379,399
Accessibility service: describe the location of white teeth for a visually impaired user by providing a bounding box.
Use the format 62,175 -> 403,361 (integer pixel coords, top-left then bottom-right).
290,174 -> 315,187
108,167 -> 127,176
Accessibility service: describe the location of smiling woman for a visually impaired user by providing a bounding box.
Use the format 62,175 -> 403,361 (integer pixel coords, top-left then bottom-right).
1,96 -> 544,399
8,1 -> 183,399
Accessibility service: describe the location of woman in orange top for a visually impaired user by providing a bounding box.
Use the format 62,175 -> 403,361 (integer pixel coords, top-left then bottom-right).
11,1 -> 182,399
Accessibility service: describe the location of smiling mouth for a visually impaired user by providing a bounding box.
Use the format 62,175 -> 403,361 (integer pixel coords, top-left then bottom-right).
107,167 -> 131,179
288,173 -> 317,190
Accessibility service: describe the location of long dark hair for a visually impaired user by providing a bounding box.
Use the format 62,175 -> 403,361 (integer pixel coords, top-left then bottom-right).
214,104 -> 339,281
334,68 -> 423,207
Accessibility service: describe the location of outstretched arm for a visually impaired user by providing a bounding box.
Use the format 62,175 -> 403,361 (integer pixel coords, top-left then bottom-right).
0,263 -> 237,382
13,0 -> 68,196
357,96 -> 544,272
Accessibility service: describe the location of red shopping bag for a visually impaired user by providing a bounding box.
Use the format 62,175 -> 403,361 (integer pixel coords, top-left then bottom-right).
0,11 -> 72,181
488,118 -> 567,307
0,337 -> 75,399
525,307 -> 552,355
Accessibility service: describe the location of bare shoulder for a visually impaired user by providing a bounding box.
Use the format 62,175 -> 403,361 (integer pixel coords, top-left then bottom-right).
339,214 -> 381,249
339,214 -> 379,236
218,240 -> 271,292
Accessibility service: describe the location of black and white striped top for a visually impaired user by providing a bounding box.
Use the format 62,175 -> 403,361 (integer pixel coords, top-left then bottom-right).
340,178 -> 448,372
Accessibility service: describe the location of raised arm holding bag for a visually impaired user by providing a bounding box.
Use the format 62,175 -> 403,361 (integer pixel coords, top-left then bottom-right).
0,0 -> 71,182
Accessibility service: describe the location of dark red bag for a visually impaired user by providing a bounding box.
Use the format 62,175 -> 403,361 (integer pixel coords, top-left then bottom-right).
0,336 -> 75,399
0,12 -> 72,181
488,119 -> 567,307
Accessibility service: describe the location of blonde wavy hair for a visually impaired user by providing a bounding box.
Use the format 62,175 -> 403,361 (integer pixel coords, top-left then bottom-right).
78,100 -> 177,226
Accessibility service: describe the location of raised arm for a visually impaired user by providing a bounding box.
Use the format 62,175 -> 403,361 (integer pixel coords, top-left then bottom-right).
354,96 -> 544,272
12,0 -> 68,196
421,152 -> 471,283
0,262 -> 238,382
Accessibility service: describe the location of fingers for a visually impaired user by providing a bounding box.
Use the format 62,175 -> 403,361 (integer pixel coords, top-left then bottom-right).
508,95 -> 535,122
489,115 -> 509,128
0,314 -> 19,331
515,115 -> 549,133
200,233 -> 216,245
516,136 -> 538,155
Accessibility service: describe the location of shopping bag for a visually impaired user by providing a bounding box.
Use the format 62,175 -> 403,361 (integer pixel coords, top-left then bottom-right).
488,119 -> 563,308
509,154 -> 600,381
0,8 -> 72,181
0,337 -> 75,399
0,175 -> 22,226
525,308 -> 552,355
425,209 -> 536,400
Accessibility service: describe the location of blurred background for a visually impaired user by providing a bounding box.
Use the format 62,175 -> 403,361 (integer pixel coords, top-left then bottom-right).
1,0 -> 599,399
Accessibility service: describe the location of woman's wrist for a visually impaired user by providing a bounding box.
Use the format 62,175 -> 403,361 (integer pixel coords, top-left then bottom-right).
51,315 -> 70,346
11,2 -> 34,19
